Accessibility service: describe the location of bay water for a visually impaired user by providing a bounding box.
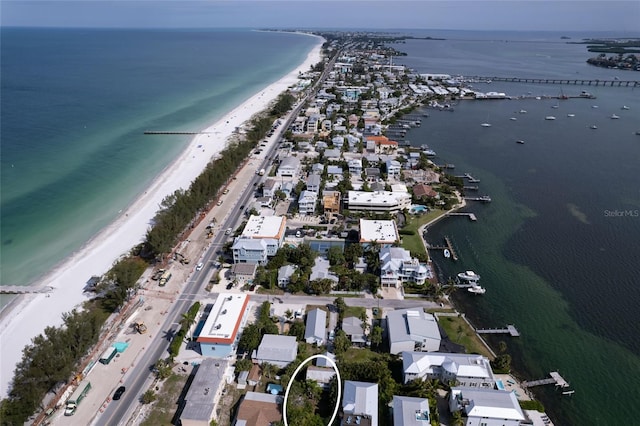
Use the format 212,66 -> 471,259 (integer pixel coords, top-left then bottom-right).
397,31 -> 640,424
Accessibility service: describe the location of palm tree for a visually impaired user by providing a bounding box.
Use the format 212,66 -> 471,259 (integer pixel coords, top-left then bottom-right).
180,311 -> 198,341
261,362 -> 278,380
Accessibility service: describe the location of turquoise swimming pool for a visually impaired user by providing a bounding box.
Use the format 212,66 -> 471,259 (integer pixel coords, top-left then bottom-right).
496,379 -> 505,390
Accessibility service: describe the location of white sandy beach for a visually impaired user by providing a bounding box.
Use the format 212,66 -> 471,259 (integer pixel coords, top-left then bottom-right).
0,35 -> 323,398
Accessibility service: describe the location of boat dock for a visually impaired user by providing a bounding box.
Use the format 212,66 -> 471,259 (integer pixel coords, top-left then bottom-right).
464,75 -> 640,88
456,173 -> 481,183
448,212 -> 477,221
464,195 -> 492,203
0,285 -> 54,295
463,185 -> 479,191
428,236 -> 459,261
522,372 -> 571,389
476,325 -> 521,337
437,164 -> 456,169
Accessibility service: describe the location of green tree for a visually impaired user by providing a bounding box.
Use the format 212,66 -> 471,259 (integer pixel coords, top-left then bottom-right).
141,390 -> 157,404
370,325 -> 383,348
288,321 -> 306,341
333,330 -> 351,355
238,323 -> 261,354
234,358 -> 253,373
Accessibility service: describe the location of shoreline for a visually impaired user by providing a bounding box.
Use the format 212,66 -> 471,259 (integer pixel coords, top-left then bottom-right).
0,36 -> 324,398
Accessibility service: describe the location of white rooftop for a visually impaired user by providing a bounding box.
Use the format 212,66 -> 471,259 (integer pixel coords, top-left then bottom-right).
451,387 -> 525,421
359,219 -> 399,244
241,215 -> 286,240
197,294 -> 249,344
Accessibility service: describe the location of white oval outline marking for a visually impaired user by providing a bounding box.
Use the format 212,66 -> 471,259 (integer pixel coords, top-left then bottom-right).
283,354 -> 341,426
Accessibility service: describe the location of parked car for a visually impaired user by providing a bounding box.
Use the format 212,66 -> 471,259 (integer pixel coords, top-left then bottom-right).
196,262 -> 204,271
226,283 -> 233,290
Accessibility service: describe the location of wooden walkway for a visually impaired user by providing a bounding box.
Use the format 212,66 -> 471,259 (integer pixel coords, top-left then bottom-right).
464,75 -> 640,88
428,236 -> 459,261
448,212 -> 477,221
476,324 -> 520,337
522,371 -> 571,389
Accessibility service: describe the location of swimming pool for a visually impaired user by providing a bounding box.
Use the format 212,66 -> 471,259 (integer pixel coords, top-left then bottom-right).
410,204 -> 427,213
496,379 -> 505,390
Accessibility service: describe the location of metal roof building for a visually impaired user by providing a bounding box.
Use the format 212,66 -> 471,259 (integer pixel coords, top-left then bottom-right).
387,309 -> 441,355
179,359 -> 229,426
252,334 -> 298,368
304,308 -> 327,345
392,395 -> 430,426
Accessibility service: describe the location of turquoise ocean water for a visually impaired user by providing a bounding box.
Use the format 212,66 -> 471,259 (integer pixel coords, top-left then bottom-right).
1,28 -> 317,296
396,30 -> 640,424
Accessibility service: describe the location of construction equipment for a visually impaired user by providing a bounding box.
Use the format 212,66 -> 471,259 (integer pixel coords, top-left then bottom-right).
134,322 -> 147,334
175,252 -> 190,265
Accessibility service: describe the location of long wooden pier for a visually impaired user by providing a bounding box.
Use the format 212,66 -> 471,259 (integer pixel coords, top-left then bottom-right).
143,131 -> 210,135
522,372 -> 570,389
464,195 -> 492,203
456,173 -> 480,183
476,324 -> 520,337
465,75 -> 640,88
0,286 -> 54,294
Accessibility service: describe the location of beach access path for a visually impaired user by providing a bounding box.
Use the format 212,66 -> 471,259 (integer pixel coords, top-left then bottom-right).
0,35 -> 324,399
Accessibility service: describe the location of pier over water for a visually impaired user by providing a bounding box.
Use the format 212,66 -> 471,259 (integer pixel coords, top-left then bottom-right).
464,76 -> 639,88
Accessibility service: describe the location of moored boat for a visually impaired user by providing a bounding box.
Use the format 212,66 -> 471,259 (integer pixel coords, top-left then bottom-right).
481,123 -> 491,127
545,116 -> 556,120
458,270 -> 481,282
444,249 -> 451,259
611,114 -> 620,119
468,285 -> 486,295
516,140 -> 525,144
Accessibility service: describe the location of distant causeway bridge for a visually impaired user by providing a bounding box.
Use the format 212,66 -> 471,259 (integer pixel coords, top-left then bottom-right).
0,285 -> 53,295
464,76 -> 640,87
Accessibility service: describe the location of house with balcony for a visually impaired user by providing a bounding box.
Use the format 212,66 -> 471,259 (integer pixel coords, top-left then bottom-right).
306,173 -> 322,193
379,247 -> 430,287
385,159 -> 402,180
402,352 -> 496,387
449,388 -> 525,426
348,158 -> 363,176
277,156 -> 301,178
342,381 -> 378,426
392,396 -> 430,426
298,190 -> 318,216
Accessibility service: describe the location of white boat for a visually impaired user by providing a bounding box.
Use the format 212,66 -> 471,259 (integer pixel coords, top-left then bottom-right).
516,140 -> 525,144
458,270 -> 481,282
590,125 -> 598,130
468,285 -> 486,295
611,114 -> 620,119
444,249 -> 451,259
551,104 -> 559,109
567,113 -> 575,117
592,105 -> 599,108
545,116 -> 556,120
510,117 -> 517,121
519,109 -> 527,114
621,106 -> 630,110
481,123 -> 491,127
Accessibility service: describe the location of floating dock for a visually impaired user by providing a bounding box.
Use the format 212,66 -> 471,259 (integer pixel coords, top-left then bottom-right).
476,324 -> 520,337
463,185 -> 479,191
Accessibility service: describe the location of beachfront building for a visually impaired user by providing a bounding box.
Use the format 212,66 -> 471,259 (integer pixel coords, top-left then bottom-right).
277,156 -> 301,178
379,247 -> 430,287
304,308 -> 327,345
387,309 -> 441,355
346,190 -> 411,213
449,387 -> 525,426
402,352 -> 495,387
196,294 -> 251,358
413,183 -> 439,200
366,135 -> 398,154
252,334 -> 298,368
359,219 -> 399,247
179,359 -> 229,426
298,190 -> 318,216
392,395 -> 430,426
234,392 -> 283,426
342,381 -> 378,426
232,215 -> 286,264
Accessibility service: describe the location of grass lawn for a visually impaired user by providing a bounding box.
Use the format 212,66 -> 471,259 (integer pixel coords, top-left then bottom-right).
140,373 -> 188,426
438,315 -> 495,360
343,305 -> 365,319
342,347 -> 380,363
401,209 -> 447,257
